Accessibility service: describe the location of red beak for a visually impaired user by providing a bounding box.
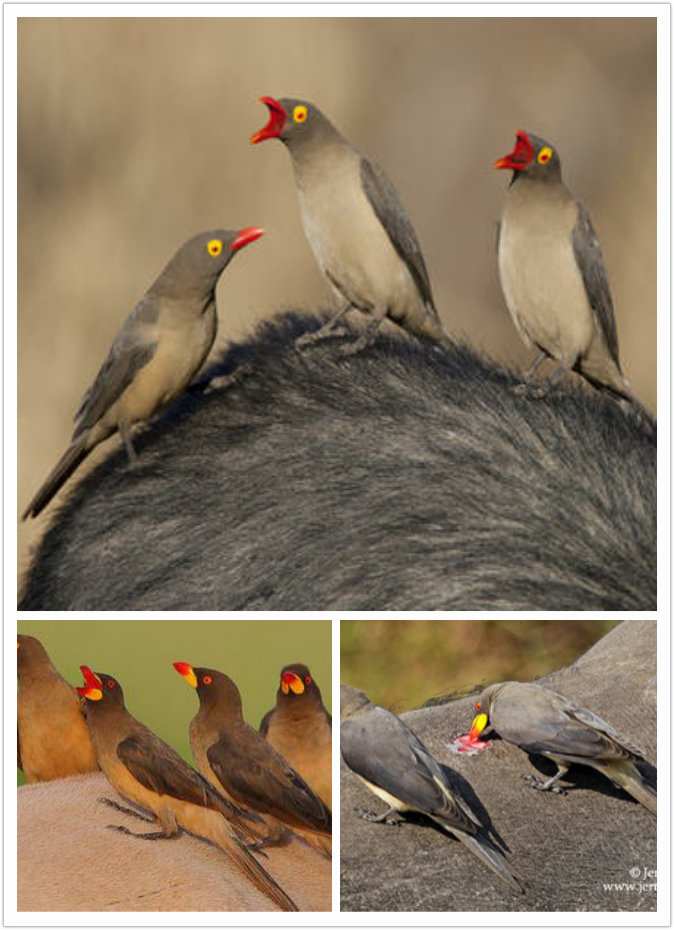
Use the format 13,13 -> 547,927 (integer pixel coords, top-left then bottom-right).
494,130 -> 534,171
282,671 -> 298,685
230,227 -> 264,252
77,665 -> 102,696
251,96 -> 287,144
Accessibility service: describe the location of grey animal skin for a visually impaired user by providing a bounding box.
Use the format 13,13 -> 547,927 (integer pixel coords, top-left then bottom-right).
22,227 -> 263,519
340,684 -> 523,893
472,681 -> 656,814
252,96 -> 452,354
494,129 -> 650,422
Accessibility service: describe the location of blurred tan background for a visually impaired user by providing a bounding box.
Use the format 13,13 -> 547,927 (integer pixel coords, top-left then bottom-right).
18,17 -> 657,583
341,618 -> 619,711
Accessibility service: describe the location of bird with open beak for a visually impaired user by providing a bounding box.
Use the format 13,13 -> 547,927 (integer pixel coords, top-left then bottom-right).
78,666 -> 298,912
252,96 -> 452,354
470,681 -> 656,814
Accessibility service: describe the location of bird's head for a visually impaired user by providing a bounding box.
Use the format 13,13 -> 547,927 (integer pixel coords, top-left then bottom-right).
153,228 -> 264,298
278,663 -> 313,698
77,666 -> 124,706
173,662 -> 243,715
251,96 -> 335,151
494,130 -> 562,182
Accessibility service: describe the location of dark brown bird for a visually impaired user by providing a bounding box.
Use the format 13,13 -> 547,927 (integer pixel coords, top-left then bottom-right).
23,227 -> 264,519
470,681 -> 656,814
260,663 -> 332,809
494,129 -> 645,410
77,666 -> 297,912
252,96 -> 452,354
173,662 -> 332,851
17,634 -> 97,782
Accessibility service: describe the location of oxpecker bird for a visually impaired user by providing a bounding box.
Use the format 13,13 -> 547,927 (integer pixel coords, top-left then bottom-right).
23,227 -> 264,519
252,96 -> 452,354
340,685 -> 523,892
470,680 -> 656,814
494,129 -> 646,412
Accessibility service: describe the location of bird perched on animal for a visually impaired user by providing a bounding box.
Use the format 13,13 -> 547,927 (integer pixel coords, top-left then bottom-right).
494,129 -> 648,416
340,684 -> 523,892
17,634 -> 98,782
260,663 -> 332,808
174,662 -> 332,855
470,680 -> 656,814
22,227 -> 264,519
251,96 -> 452,354
77,666 -> 297,912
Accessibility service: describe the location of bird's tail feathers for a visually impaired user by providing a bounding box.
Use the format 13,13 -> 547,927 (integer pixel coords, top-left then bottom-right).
601,761 -> 657,815
454,831 -> 524,894
22,438 -> 91,520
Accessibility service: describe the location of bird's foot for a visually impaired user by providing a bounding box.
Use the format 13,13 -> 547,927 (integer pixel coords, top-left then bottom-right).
192,363 -> 255,395
522,774 -> 566,795
511,381 -> 550,399
97,797 -> 154,822
355,806 -> 400,826
106,824 -> 175,841
296,325 -> 349,351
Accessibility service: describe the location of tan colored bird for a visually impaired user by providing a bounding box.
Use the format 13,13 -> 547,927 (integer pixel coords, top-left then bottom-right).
494,129 -> 645,411
23,227 -> 264,519
78,666 -> 298,912
260,663 -> 332,809
174,662 -> 332,853
470,681 -> 656,814
17,634 -> 98,782
252,96 -> 452,354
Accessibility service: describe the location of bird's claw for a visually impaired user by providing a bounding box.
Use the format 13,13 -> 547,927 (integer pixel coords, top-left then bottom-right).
355,806 -> 399,826
522,773 -> 566,794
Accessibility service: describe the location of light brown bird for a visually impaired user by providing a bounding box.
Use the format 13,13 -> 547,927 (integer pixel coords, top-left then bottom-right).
494,129 -> 647,415
23,227 -> 263,519
17,634 -> 97,782
174,662 -> 332,854
252,96 -> 452,354
470,681 -> 656,814
260,663 -> 332,808
78,666 -> 298,912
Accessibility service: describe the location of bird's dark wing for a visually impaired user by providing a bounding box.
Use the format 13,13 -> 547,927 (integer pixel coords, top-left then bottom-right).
341,707 -> 476,833
360,156 -> 436,312
571,201 -> 620,365
207,732 -> 331,833
258,708 -> 273,737
73,297 -> 159,434
117,733 -> 220,809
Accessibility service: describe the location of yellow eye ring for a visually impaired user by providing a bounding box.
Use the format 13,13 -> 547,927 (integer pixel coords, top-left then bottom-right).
207,239 -> 223,257
293,105 -> 308,124
538,146 -> 553,165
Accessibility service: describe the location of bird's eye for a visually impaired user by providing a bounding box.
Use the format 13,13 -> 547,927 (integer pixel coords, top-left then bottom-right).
203,675 -> 212,685
293,105 -> 308,124
207,239 -> 223,257
305,675 -> 312,684
537,147 -> 553,165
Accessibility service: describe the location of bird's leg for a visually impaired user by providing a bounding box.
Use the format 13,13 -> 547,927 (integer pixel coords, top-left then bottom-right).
523,764 -> 568,794
295,304 -> 352,350
356,805 -> 401,826
119,423 -> 138,465
98,797 -> 155,823
107,824 -> 178,841
512,351 -> 551,395
340,314 -> 385,356
523,351 -> 547,380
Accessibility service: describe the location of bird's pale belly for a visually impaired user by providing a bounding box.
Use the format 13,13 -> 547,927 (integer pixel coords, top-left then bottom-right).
499,225 -> 594,364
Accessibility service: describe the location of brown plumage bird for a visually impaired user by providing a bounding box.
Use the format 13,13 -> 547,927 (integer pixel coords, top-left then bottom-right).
23,227 -> 264,519
78,666 -> 298,912
260,663 -> 332,809
470,681 -> 656,814
17,634 -> 97,782
174,663 -> 332,853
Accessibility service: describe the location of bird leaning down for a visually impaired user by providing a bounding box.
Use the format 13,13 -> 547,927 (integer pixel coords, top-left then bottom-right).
470,681 -> 656,815
493,129 -> 650,418
251,96 -> 453,354
260,663 -> 332,809
77,666 -> 298,912
22,227 -> 264,520
17,634 -> 98,783
340,685 -> 524,893
174,663 -> 332,857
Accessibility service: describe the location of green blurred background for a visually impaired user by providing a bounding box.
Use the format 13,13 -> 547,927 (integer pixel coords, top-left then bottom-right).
341,618 -> 619,712
18,617 -> 331,786
18,17 -> 656,585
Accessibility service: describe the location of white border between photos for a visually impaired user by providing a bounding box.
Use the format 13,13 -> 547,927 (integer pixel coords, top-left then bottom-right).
5,2 -> 670,927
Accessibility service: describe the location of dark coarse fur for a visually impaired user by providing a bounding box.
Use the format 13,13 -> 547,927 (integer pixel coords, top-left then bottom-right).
19,311 -> 656,611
